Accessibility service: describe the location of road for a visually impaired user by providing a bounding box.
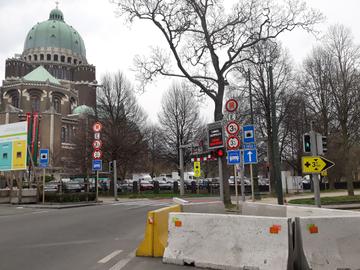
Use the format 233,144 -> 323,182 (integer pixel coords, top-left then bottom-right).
0,200 -> 196,270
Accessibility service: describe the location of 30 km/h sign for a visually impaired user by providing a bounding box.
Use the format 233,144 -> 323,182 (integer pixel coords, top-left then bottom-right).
226,136 -> 240,150
92,150 -> 103,160
302,156 -> 335,174
92,140 -> 102,149
226,121 -> 240,135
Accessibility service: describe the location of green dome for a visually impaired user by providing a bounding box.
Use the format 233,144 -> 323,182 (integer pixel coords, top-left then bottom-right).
72,105 -> 95,116
23,8 -> 86,58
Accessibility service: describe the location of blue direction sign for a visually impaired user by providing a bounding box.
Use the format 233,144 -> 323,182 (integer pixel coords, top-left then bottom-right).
243,125 -> 255,143
243,149 -> 258,164
39,149 -> 49,168
92,159 -> 102,171
227,150 -> 241,165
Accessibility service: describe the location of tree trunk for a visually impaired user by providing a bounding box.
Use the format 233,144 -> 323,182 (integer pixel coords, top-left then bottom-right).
214,88 -> 231,205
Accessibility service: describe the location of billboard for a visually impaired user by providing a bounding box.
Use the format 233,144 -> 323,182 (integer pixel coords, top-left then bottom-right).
0,122 -> 28,171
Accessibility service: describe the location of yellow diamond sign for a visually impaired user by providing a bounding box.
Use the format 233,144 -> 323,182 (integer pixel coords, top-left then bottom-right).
194,161 -> 201,177
302,156 -> 335,174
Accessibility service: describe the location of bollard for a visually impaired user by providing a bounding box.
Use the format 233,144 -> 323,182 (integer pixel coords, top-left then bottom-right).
173,181 -> 179,194
153,181 -> 160,194
133,181 -> 138,194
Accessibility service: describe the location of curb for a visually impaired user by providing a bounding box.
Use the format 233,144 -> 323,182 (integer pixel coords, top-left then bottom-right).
17,202 -> 101,209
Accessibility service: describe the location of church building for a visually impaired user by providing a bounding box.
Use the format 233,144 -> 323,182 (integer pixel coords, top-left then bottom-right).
0,6 -> 96,172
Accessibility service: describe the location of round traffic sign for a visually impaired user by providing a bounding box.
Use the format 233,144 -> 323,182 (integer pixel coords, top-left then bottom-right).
226,136 -> 240,150
226,121 -> 240,135
92,140 -> 102,150
92,150 -> 102,159
225,99 -> 238,113
93,122 -> 103,132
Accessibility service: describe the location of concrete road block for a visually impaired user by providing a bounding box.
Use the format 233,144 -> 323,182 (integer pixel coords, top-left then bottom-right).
294,216 -> 360,270
242,202 -> 287,217
163,212 -> 293,270
286,205 -> 360,218
182,201 -> 226,214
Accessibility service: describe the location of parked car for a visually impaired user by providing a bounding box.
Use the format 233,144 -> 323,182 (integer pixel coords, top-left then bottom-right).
44,181 -> 59,192
140,180 -> 153,191
157,180 -> 172,190
64,180 -> 82,192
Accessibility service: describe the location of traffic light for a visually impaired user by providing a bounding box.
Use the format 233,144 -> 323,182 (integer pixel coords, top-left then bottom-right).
211,148 -> 225,158
109,161 -> 113,172
303,134 -> 311,153
321,136 -> 327,154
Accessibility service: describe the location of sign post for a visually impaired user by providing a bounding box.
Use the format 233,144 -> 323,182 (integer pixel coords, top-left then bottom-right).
39,149 -> 49,204
92,122 -> 103,202
243,149 -> 258,201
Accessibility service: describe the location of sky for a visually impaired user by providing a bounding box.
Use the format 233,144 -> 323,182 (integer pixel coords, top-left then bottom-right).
1,0 -> 360,123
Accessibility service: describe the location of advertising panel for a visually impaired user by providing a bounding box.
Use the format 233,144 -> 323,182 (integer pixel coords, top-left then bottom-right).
0,122 -> 28,171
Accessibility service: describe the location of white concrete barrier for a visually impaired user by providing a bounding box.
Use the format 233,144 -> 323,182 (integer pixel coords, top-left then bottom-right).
182,201 -> 226,214
286,204 -> 360,217
294,216 -> 360,270
242,202 -> 287,217
163,212 -> 293,270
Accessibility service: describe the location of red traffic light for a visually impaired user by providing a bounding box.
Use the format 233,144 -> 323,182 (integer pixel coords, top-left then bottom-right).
216,148 -> 224,157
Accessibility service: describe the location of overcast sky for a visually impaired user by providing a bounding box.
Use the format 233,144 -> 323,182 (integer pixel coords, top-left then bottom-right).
1,0 -> 360,123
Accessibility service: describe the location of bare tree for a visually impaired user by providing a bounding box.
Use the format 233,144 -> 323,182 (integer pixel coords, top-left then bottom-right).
113,0 -> 322,203
323,25 -> 360,195
158,82 -> 203,168
98,71 -> 148,181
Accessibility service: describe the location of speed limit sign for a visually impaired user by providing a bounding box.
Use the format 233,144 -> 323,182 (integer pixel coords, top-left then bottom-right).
226,121 -> 240,135
226,136 -> 240,150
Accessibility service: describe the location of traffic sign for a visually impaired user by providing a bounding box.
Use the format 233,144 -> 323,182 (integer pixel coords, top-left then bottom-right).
207,121 -> 224,149
39,148 -> 49,168
302,156 -> 335,174
92,140 -> 102,150
243,143 -> 256,149
225,99 -> 238,112
243,149 -> 258,164
92,159 -> 102,171
92,150 -> 102,159
227,150 -> 241,165
94,132 -> 101,140
243,125 -> 255,143
194,161 -> 201,177
226,121 -> 240,135
93,122 -> 103,132
226,136 -> 240,150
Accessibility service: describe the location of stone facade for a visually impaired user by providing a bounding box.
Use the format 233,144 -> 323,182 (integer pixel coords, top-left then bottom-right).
0,7 -> 96,174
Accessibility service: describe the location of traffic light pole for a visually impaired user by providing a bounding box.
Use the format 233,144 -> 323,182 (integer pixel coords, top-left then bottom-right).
310,122 -> 321,208
113,160 -> 118,201
218,157 -> 224,202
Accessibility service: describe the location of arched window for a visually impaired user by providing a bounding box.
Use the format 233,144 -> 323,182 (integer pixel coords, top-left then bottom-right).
53,96 -> 61,113
34,55 -> 38,61
47,54 -> 51,61
40,54 -> 44,60
11,93 -> 19,108
61,55 -> 65,62
28,55 -> 32,61
67,57 -> 72,63
31,95 -> 40,112
54,54 -> 58,61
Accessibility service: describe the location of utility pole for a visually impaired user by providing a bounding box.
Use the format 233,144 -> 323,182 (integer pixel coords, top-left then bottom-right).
179,146 -> 185,196
310,122 -> 321,207
269,66 -> 284,205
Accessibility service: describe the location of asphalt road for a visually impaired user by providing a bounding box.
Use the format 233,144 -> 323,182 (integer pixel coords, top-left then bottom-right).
0,201 -> 196,270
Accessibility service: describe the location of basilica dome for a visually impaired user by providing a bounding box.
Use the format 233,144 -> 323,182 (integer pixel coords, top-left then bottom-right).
23,7 -> 87,63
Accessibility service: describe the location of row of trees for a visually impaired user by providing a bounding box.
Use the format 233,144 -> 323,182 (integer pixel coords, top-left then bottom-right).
69,71 -> 205,182
231,24 -> 360,196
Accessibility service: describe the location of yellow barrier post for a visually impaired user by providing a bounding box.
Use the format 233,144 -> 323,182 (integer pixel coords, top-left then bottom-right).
136,204 -> 181,257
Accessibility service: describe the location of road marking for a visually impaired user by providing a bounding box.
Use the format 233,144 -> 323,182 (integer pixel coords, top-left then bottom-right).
108,250 -> 135,270
24,239 -> 97,248
98,250 -> 122,264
